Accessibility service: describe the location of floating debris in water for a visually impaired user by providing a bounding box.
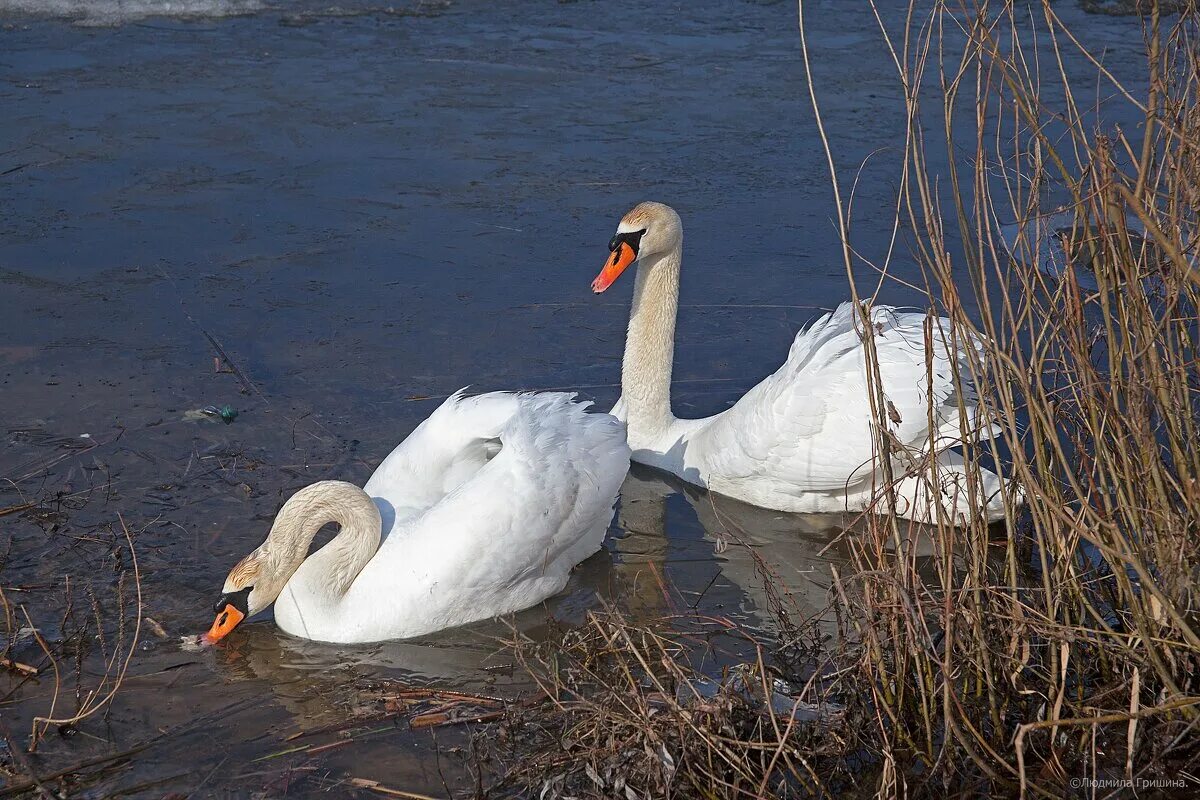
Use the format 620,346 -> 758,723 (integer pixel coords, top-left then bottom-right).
183,404 -> 238,424
179,634 -> 210,652
1000,212 -> 1098,290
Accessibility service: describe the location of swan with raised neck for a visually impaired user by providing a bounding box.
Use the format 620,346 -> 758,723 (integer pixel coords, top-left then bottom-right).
591,201 -> 1015,524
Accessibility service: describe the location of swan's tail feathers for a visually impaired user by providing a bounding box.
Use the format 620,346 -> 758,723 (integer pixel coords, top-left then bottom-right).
932,331 -> 996,443
888,450 -> 1015,525
934,403 -> 1003,448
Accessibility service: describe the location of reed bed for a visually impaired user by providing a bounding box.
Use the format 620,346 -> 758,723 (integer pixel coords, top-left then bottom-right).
478,608 -> 859,799
843,0 -> 1200,794
487,2 -> 1200,797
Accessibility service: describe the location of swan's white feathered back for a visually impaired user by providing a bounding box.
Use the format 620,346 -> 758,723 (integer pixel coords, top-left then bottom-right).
274,391 -> 630,643
681,303 -> 1003,520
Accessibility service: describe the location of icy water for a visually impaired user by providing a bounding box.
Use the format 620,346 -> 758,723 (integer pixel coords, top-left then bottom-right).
0,0 -> 1151,796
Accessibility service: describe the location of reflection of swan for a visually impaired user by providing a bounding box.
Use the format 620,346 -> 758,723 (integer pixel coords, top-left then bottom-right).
212,620 -> 542,704
205,392 -> 629,644
612,465 -> 853,635
592,201 -> 1008,523
186,554 -> 640,737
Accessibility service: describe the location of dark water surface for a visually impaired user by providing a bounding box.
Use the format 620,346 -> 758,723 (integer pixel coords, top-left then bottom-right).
1,0 -> 1151,795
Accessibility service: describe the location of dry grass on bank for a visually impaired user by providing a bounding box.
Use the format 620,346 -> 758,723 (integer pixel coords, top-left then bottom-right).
854,0 -> 1200,794
479,607 -> 859,799
485,3 -> 1200,797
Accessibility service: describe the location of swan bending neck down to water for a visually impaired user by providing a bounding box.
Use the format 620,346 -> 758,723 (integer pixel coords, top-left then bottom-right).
592,201 -> 1013,524
204,392 -> 630,645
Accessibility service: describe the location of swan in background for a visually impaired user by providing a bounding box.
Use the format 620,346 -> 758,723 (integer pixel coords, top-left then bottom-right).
203,392 -> 630,644
591,201 -> 1011,524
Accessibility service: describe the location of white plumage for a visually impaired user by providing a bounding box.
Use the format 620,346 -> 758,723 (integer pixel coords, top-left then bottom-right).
642,303 -> 1005,520
595,202 -> 1011,524
210,391 -> 630,644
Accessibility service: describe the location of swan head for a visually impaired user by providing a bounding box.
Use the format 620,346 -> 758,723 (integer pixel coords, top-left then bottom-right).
592,201 -> 682,293
203,481 -> 375,644
202,545 -> 287,645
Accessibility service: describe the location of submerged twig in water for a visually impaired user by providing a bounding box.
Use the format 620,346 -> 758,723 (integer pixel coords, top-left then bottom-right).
348,778 -> 441,800
0,656 -> 38,676
29,514 -> 142,750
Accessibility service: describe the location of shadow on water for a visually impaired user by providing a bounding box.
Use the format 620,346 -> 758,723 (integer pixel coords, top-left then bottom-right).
615,464 -> 853,635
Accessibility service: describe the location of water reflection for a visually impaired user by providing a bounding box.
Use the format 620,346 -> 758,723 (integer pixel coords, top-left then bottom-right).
613,464 -> 854,639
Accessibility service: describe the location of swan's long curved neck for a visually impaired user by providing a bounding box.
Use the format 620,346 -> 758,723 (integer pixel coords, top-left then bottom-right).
266,482 -> 382,603
622,243 -> 682,436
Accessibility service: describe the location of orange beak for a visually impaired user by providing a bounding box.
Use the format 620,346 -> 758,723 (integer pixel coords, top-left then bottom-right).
592,241 -> 637,293
202,604 -> 246,645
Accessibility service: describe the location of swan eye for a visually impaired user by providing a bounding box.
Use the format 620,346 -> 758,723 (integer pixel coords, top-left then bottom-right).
609,229 -> 646,254
213,585 -> 253,615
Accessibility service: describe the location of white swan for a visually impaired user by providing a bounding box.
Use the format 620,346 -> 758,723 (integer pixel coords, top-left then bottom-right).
591,201 -> 1010,524
203,391 -> 630,644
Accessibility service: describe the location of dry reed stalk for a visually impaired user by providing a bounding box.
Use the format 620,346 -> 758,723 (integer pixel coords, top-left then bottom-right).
480,606 -> 856,799
490,2 -> 1199,797
819,0 -> 1200,795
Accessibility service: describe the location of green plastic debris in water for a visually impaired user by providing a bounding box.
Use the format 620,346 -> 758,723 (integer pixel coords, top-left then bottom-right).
183,405 -> 239,424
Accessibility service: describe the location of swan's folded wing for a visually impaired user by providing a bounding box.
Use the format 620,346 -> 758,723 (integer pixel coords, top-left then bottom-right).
366,392 -> 630,602
691,303 -> 985,495
363,390 -> 524,523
